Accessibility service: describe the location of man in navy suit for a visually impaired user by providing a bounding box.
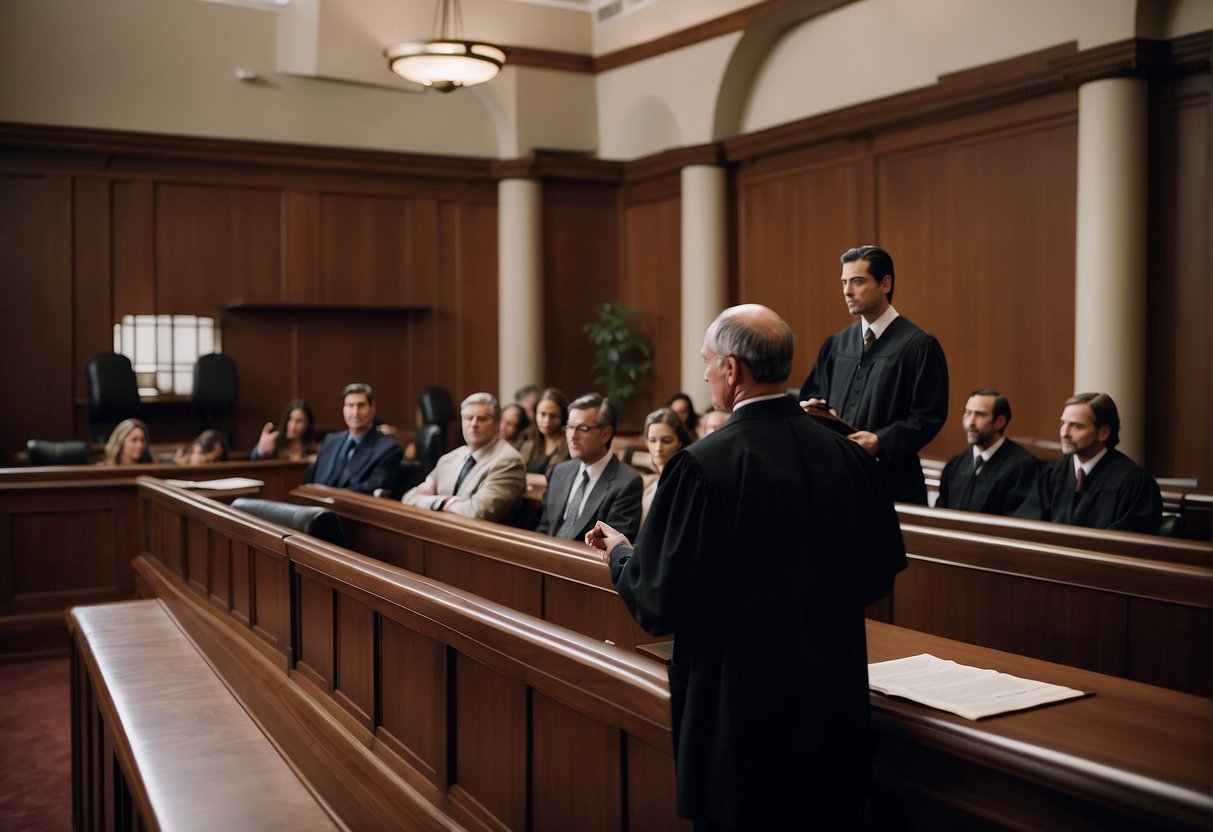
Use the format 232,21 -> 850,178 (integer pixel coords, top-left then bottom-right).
536,393 -> 642,542
305,383 -> 403,495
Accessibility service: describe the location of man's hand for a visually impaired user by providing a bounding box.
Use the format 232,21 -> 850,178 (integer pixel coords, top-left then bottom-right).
256,421 -> 279,458
585,521 -> 631,563
848,430 -> 881,456
800,398 -> 838,416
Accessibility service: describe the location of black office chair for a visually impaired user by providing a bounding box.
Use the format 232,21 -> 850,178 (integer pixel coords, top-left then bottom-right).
418,386 -> 456,451
391,423 -> 446,498
26,439 -> 92,466
231,498 -> 345,547
192,353 -> 237,441
85,352 -> 141,443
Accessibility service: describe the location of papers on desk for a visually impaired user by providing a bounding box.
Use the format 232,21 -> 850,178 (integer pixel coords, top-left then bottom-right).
164,477 -> 265,490
868,653 -> 1089,720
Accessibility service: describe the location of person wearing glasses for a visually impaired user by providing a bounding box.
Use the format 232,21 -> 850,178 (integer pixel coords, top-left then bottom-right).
535,393 -> 642,542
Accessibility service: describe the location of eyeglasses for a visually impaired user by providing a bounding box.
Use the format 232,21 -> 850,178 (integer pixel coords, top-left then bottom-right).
563,423 -> 602,434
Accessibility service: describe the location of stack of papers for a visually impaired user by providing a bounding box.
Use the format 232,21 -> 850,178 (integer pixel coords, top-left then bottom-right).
164,477 -> 264,491
868,653 -> 1089,720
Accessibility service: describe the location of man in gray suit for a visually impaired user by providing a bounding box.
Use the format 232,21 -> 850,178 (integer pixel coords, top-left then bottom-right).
401,392 -> 525,522
536,393 -> 642,542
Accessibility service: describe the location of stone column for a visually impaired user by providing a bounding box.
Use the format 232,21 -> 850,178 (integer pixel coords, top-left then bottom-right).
1073,77 -> 1147,461
498,178 -> 543,402
680,165 -> 728,412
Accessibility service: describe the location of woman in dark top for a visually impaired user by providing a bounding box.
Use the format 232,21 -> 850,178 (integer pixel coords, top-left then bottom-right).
517,387 -> 570,489
666,391 -> 700,436
251,398 -> 318,461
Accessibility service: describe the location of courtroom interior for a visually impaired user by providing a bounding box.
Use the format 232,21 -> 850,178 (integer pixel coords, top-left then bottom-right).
1,0 -> 1211,829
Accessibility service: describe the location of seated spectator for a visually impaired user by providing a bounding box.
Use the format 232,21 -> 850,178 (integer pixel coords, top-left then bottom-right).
515,384 -> 540,421
666,391 -> 699,437
517,387 -> 571,489
251,398 -> 318,461
102,418 -> 153,466
174,429 -> 230,465
304,383 -> 404,494
401,392 -> 525,521
936,388 -> 1039,516
499,402 -> 530,448
1016,392 -> 1161,533
699,407 -> 728,436
536,394 -> 642,542
640,408 -> 693,527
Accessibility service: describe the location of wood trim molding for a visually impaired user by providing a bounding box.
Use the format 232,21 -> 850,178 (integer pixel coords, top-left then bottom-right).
593,0 -> 786,73
503,45 -> 594,74
623,143 -> 726,184
491,151 -> 624,183
0,121 -> 496,181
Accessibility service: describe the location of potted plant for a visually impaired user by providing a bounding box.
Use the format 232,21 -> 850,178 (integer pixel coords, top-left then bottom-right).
583,301 -> 653,410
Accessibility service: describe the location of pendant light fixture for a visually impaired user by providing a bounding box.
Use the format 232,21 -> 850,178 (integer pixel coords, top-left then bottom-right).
385,0 -> 506,93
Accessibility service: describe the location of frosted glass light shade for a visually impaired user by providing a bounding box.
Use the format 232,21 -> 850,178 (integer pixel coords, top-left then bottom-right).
385,40 -> 505,92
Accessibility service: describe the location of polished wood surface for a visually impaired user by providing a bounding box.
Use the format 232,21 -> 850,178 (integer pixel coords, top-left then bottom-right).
133,478 -> 1212,830
68,598 -> 339,831
135,479 -> 678,832
0,460 -> 307,658
867,620 -> 1212,831
291,483 -> 661,651
897,502 -> 1213,566
891,521 -> 1212,695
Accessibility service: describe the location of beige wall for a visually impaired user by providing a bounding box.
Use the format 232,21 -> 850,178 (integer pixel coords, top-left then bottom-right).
3,0 -> 1208,160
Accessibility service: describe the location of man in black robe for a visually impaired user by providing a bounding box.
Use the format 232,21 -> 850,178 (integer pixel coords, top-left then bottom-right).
937,388 -> 1039,515
1016,392 -> 1161,533
800,245 -> 948,504
588,304 -> 906,831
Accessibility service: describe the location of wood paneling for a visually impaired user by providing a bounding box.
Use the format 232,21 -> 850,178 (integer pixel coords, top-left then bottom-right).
543,183 -> 620,401
451,653 -> 527,831
155,182 -> 282,310
531,692 -> 622,832
1147,73 -> 1210,485
619,191 -> 681,427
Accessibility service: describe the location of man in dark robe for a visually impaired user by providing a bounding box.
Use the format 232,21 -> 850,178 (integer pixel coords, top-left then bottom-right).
588,304 -> 906,831
937,388 -> 1040,515
800,245 -> 948,504
1016,391 -> 1161,533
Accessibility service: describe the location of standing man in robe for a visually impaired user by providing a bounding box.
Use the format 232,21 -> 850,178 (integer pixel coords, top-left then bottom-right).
800,245 -> 949,504
1016,392 -> 1161,533
588,304 -> 906,831
936,388 -> 1040,515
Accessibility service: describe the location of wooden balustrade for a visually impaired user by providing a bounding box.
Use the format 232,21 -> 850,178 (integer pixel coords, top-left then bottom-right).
0,459 -> 308,657
125,478 -> 1211,830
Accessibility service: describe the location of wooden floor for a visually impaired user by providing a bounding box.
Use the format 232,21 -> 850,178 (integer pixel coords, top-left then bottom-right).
0,655 -> 71,831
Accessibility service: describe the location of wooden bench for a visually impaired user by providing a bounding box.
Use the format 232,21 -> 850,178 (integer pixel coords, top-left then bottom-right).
293,483 -> 1210,695
67,598 -> 339,831
0,459 -> 308,658
131,479 -> 1212,830
897,502 -> 1213,566
290,482 -> 662,651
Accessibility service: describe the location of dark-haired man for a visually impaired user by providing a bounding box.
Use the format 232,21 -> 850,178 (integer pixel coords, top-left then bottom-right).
536,393 -> 642,542
305,383 -> 403,494
1016,392 -> 1161,533
800,245 -> 948,504
937,388 -> 1039,515
589,304 -> 906,831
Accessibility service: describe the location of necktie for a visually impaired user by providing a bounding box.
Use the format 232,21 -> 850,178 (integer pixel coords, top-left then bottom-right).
333,438 -> 357,485
863,327 -> 876,354
557,470 -> 590,539
453,453 -> 476,495
974,455 -> 985,476
1074,467 -> 1085,494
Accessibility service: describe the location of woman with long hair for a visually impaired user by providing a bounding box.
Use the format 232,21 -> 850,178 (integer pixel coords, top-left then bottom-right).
102,418 -> 153,466
640,407 -> 693,527
251,398 -> 318,461
517,387 -> 570,489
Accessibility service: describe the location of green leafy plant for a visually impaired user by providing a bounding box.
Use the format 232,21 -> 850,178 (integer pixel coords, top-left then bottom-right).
584,301 -> 653,409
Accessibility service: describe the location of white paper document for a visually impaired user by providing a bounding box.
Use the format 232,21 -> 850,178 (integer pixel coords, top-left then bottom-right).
868,653 -> 1089,720
164,477 -> 265,491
